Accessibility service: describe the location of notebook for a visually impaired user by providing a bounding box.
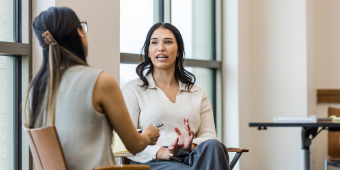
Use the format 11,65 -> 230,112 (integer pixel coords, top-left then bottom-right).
111,129 -> 142,153
273,115 -> 337,123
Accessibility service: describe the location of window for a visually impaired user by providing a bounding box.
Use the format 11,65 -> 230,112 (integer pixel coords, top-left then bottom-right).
120,0 -> 222,137
0,0 -> 14,42
0,56 -> 15,170
0,0 -> 30,169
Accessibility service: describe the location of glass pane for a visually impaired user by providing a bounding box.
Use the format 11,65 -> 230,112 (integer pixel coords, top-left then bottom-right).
120,0 -> 153,54
0,56 -> 15,170
172,0 -> 214,60
0,0 -> 14,42
185,67 -> 213,104
120,64 -> 139,88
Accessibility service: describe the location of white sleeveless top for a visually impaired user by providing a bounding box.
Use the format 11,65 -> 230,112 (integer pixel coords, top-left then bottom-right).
54,66 -> 115,169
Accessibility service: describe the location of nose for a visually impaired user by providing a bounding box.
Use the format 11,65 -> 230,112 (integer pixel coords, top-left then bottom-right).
158,42 -> 165,52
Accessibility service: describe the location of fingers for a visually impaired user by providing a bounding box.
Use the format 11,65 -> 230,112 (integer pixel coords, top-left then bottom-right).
177,143 -> 184,147
174,127 -> 182,136
168,152 -> 174,157
183,118 -> 191,131
190,130 -> 195,140
168,137 -> 179,153
170,137 -> 179,147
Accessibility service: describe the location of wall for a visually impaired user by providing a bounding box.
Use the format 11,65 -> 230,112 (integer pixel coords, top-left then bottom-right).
32,0 -> 120,80
313,0 -> 340,170
223,0 -> 315,169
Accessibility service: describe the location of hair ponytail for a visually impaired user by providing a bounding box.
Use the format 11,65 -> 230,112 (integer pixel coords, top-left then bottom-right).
24,7 -> 87,128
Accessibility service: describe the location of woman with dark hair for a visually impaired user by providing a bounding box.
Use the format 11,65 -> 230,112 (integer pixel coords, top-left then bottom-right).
122,23 -> 231,169
24,7 -> 160,170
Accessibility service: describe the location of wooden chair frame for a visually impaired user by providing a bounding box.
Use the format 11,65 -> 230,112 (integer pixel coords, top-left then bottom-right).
120,147 -> 249,170
324,107 -> 340,170
23,124 -> 248,169
227,148 -> 249,169
23,124 -> 151,170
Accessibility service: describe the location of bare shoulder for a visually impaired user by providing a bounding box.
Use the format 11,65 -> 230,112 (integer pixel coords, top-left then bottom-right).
95,72 -> 119,92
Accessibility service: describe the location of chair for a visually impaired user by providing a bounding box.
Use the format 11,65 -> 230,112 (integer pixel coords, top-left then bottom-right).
119,147 -> 249,170
227,148 -> 249,169
22,124 -> 150,170
324,107 -> 340,170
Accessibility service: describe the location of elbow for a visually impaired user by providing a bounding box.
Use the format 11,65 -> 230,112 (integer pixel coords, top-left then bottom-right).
127,149 -> 138,155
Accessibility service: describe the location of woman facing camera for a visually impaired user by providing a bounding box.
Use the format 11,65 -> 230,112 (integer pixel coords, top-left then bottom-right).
24,7 -> 159,170
122,23 -> 230,170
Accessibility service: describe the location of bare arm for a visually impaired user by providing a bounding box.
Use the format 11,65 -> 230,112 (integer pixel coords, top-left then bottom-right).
92,72 -> 159,155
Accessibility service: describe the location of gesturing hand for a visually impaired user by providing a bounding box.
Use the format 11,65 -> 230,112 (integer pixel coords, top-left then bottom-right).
174,118 -> 195,153
156,137 -> 185,160
167,137 -> 184,158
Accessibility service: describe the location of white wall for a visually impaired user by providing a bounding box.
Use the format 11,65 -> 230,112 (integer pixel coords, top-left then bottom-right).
223,0 -> 316,169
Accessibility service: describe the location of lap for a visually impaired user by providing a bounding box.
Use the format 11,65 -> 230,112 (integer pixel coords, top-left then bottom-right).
130,159 -> 189,170
130,139 -> 227,170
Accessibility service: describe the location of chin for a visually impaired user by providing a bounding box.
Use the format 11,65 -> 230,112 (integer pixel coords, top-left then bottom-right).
154,63 -> 174,69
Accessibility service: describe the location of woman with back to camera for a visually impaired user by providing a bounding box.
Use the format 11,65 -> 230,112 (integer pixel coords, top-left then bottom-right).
122,22 -> 231,170
23,7 -> 160,170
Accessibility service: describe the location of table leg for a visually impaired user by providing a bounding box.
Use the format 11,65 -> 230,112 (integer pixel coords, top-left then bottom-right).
301,127 -> 318,170
119,157 -> 124,165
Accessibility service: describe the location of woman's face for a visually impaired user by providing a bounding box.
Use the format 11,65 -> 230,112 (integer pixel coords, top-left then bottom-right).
77,27 -> 88,57
148,27 -> 179,70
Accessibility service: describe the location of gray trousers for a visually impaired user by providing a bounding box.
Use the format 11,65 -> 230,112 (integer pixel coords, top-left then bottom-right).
130,139 -> 231,170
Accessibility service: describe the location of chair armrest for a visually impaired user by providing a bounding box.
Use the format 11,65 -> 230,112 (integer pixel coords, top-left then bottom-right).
93,165 -> 151,170
227,148 -> 249,153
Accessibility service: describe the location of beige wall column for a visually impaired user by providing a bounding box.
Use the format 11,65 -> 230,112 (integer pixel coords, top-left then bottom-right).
223,0 -> 314,169
32,0 -> 120,81
55,0 -> 120,81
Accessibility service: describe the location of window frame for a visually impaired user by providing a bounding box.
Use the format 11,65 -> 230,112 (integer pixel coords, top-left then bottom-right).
0,0 -> 32,169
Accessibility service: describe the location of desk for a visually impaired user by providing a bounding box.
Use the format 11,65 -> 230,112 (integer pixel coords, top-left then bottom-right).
249,121 -> 340,170
113,152 -> 133,165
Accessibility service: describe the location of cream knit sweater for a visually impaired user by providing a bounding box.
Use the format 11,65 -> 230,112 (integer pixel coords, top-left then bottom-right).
122,74 -> 217,163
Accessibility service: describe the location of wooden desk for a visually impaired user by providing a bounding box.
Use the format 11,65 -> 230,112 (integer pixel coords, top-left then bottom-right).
113,152 -> 133,165
249,121 -> 340,170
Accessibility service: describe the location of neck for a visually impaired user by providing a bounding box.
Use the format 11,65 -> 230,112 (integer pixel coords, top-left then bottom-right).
152,66 -> 177,88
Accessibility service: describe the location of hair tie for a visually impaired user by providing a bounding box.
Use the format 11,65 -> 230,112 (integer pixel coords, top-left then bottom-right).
42,30 -> 58,45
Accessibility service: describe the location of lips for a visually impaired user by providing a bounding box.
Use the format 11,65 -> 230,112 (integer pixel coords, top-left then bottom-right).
156,54 -> 168,61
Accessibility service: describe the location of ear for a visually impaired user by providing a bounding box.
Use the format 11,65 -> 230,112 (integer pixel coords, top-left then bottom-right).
77,28 -> 84,37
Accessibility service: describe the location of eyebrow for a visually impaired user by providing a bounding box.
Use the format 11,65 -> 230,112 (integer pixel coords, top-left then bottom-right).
150,37 -> 174,40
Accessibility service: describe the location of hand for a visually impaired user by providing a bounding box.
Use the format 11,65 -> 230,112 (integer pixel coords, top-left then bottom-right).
174,118 -> 195,152
168,137 -> 184,158
142,123 -> 160,145
156,137 -> 184,160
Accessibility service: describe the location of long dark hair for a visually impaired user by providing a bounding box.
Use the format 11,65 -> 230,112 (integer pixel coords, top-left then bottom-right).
24,7 -> 87,128
136,22 -> 196,90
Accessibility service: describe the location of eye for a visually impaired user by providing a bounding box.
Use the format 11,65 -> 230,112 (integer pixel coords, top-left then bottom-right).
151,41 -> 157,44
165,41 -> 172,44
